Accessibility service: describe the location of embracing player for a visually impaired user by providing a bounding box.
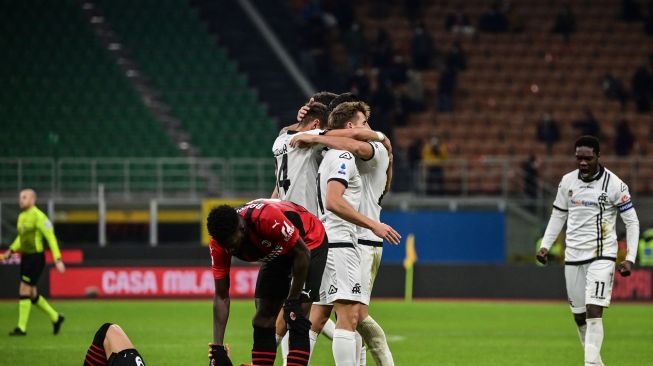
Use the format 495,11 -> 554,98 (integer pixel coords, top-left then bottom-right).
536,136 -> 639,366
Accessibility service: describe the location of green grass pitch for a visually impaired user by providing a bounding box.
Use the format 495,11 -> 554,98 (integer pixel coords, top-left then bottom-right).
1,299 -> 652,365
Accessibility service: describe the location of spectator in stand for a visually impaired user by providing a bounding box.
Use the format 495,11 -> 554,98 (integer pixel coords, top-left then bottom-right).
371,28 -> 395,69
615,119 -> 635,156
446,6 -> 475,35
631,63 -> 653,112
478,1 -> 508,33
411,22 -> 436,70
347,68 -> 371,102
504,1 -> 525,32
437,63 -> 457,112
446,41 -> 467,72
404,0 -> 422,23
343,22 -> 368,71
421,136 -> 448,195
536,112 -> 560,154
573,107 -> 601,138
371,80 -> 397,137
552,4 -> 576,41
601,73 -> 629,110
621,0 -> 642,22
403,69 -> 426,113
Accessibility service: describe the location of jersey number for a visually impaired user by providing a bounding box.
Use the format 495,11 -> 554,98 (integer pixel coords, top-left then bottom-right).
277,154 -> 291,193
594,281 -> 606,298
316,173 -> 325,215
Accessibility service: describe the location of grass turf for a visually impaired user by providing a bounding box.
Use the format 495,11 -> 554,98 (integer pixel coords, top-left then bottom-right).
1,299 -> 652,365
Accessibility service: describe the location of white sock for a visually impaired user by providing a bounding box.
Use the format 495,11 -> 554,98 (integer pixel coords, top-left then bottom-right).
332,329 -> 357,366
577,324 -> 587,348
322,318 -> 336,340
585,318 -> 604,366
360,343 -> 367,366
309,330 -> 319,363
357,316 -> 394,366
355,331 -> 363,366
281,333 -> 289,366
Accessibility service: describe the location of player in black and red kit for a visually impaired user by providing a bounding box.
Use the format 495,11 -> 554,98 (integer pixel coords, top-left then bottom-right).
206,199 -> 327,366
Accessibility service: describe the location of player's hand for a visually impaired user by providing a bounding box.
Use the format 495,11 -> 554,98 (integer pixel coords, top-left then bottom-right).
55,260 -> 66,273
289,134 -> 316,148
617,260 -> 633,277
208,343 -> 233,366
297,98 -> 314,122
372,223 -> 401,245
283,298 -> 311,333
536,248 -> 549,265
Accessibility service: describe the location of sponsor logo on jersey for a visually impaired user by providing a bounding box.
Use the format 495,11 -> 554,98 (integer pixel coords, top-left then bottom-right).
570,199 -> 598,207
272,220 -> 280,229
339,152 -> 353,160
281,221 -> 295,241
328,285 -> 337,295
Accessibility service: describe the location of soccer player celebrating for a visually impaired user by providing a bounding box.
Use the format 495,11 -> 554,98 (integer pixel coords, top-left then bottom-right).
206,199 -> 328,366
312,101 -> 400,366
83,323 -> 146,366
536,136 -> 640,366
3,189 -> 65,336
291,104 -> 395,365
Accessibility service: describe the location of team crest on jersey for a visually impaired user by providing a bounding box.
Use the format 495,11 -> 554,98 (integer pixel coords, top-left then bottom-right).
339,152 -> 353,160
598,192 -> 608,204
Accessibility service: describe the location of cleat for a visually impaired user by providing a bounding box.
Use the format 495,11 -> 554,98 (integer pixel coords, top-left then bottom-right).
53,314 -> 65,335
9,327 -> 26,336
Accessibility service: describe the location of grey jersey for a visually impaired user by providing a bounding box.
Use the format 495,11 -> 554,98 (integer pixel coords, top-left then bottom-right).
317,149 -> 361,244
272,129 -> 324,215
356,141 -> 389,242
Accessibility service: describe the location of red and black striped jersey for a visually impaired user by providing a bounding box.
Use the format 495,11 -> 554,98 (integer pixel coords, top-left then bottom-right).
210,199 -> 325,280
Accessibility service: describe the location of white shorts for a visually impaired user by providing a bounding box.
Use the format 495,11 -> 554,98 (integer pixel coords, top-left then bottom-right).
565,259 -> 616,313
315,242 -> 364,305
358,241 -> 383,305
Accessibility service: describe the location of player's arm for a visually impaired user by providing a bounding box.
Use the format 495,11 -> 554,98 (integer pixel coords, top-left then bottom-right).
384,150 -> 394,196
326,180 -> 401,244
614,187 -> 639,276
213,276 -> 231,345
271,184 -> 279,199
324,128 -> 385,143
38,215 -> 65,272
4,236 -> 20,259
287,238 -> 310,299
536,181 -> 569,265
294,135 -> 374,160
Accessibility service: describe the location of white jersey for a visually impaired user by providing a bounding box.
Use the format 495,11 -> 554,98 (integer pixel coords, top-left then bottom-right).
356,141 -> 389,242
317,149 -> 362,244
553,166 -> 635,262
272,129 -> 324,215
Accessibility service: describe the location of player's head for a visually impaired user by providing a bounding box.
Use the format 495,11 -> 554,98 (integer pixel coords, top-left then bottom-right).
19,189 -> 36,210
328,101 -> 370,130
328,92 -> 359,112
310,91 -> 338,107
299,102 -> 328,130
575,135 -> 600,179
207,205 -> 245,254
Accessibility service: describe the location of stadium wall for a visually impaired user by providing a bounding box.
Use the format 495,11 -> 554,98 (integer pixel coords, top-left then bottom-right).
1,263 -> 650,301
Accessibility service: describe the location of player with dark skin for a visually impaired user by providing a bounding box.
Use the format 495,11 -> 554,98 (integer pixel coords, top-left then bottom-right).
536,145 -> 633,325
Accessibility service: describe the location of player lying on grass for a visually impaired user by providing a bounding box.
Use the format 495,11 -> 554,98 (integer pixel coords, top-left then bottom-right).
83,323 -> 145,366
207,199 -> 328,366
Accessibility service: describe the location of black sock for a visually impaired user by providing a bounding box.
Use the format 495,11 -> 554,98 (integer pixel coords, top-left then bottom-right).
251,326 -> 276,365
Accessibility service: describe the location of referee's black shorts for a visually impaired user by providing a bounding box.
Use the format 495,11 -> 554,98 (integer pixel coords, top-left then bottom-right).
255,234 -> 328,303
20,253 -> 45,285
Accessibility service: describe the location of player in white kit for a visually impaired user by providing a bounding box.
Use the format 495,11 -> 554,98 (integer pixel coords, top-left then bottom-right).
291,119 -> 395,365
537,136 -> 639,366
311,101 -> 400,366
271,97 -> 389,364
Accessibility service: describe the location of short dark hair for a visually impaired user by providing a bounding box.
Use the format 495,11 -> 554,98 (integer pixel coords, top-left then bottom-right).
311,91 -> 338,106
300,102 -> 329,129
328,92 -> 359,112
328,101 -> 370,130
207,205 -> 239,244
575,135 -> 600,154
